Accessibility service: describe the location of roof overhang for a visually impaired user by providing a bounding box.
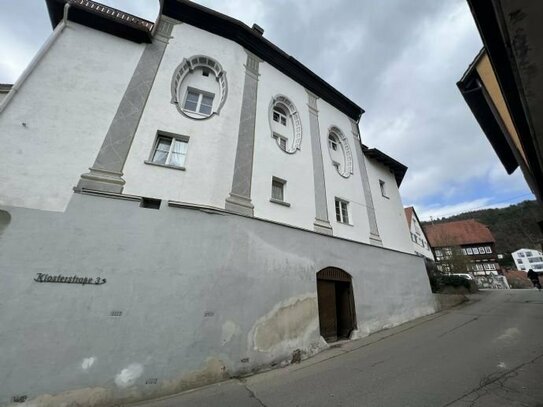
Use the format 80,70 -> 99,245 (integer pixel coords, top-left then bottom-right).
464,0 -> 543,203
162,0 -> 363,121
45,0 -> 154,43
363,145 -> 407,186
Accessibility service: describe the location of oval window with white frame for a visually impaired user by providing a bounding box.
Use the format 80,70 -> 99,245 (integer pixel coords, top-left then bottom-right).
328,126 -> 353,178
268,95 -> 302,154
171,55 -> 228,120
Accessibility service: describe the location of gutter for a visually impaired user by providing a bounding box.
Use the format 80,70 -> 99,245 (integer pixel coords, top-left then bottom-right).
0,3 -> 71,113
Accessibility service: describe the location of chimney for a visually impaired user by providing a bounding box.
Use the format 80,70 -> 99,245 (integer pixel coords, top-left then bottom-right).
252,23 -> 264,36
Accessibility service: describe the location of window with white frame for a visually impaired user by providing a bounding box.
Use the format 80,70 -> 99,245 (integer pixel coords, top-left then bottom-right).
485,246 -> 492,254
466,247 -> 473,255
472,247 -> 479,255
526,251 -> 533,257
335,198 -> 350,224
478,247 -> 485,253
461,248 -> 467,255
489,264 -> 497,270
518,252 -> 525,257
272,134 -> 287,150
272,106 -> 287,126
435,249 -> 443,257
379,180 -> 388,198
518,258 -> 523,264
328,134 -> 339,151
183,88 -> 214,116
149,133 -> 188,168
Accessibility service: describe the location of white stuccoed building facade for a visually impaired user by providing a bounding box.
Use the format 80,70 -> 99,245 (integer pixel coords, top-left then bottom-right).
512,248 -> 543,272
0,1 -> 436,405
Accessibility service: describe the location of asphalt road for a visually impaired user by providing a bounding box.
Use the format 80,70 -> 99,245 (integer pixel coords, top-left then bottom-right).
132,289 -> 543,407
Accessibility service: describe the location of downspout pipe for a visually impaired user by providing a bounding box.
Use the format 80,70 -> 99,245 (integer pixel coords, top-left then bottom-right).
0,3 -> 71,113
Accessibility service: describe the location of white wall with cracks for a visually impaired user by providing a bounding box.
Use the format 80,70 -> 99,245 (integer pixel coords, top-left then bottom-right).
0,193 -> 436,406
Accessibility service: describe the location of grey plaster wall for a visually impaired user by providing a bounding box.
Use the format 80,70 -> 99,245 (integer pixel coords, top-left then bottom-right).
0,193 -> 436,406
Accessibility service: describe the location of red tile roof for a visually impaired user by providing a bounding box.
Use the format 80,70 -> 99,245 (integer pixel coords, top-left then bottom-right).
423,219 -> 495,247
404,207 -> 414,227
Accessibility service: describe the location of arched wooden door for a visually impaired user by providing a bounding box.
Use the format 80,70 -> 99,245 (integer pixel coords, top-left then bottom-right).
316,268 -> 357,342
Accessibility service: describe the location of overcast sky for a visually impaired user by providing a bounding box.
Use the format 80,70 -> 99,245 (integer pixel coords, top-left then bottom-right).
0,0 -> 534,220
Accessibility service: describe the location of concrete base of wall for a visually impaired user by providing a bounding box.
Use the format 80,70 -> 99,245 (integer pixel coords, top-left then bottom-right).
0,193 -> 436,407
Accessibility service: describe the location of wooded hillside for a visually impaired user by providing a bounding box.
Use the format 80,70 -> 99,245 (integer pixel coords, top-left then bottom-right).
422,200 -> 543,254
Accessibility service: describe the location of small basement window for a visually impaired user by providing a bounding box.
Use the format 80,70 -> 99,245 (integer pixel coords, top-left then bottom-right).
140,198 -> 161,210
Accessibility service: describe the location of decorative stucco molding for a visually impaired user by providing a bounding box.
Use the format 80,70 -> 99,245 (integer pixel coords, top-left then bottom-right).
225,51 -> 261,216
350,119 -> 382,246
170,55 -> 228,120
76,16 -> 177,193
268,95 -> 302,154
307,90 -> 332,235
328,125 -> 353,178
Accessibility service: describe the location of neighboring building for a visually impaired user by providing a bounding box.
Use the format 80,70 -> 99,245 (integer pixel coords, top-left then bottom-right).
0,84 -> 12,104
424,219 -> 500,276
404,207 -> 434,261
512,248 -> 543,272
457,1 -> 543,231
0,0 -> 435,405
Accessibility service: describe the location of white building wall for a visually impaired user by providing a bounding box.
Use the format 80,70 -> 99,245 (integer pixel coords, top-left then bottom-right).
367,159 -> 413,253
122,23 -> 245,208
512,248 -> 543,271
251,61 -> 316,230
318,99 -> 371,243
0,23 -> 144,212
409,214 -> 434,260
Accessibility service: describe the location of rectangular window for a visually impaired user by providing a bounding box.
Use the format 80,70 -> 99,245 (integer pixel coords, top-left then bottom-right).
272,134 -> 287,150
483,263 -> 491,271
150,134 -> 188,168
435,249 -> 443,257
485,246 -> 492,254
526,252 -> 533,257
183,88 -> 215,115
445,248 -> 453,256
466,248 -> 473,255
271,179 -> 284,202
411,233 -> 417,243
379,180 -> 388,198
518,252 -> 525,257
518,258 -> 523,263
479,247 -> 485,253
335,198 -> 350,224
472,248 -> 479,255
489,264 -> 497,270
461,248 -> 467,255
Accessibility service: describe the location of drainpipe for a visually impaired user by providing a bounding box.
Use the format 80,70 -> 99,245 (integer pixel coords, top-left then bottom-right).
0,3 -> 71,113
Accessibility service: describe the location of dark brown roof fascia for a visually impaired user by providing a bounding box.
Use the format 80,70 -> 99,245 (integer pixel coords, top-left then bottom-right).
466,0 -> 543,202
362,145 -> 407,186
162,0 -> 363,121
45,0 -> 153,43
457,66 -> 518,174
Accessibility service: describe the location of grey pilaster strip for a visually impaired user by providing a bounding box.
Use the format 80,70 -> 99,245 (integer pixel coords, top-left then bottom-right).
225,51 -> 261,216
76,17 -> 177,193
351,119 -> 382,246
307,91 -> 333,235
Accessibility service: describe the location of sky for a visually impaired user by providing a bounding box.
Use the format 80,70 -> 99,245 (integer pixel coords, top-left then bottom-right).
0,0 -> 534,221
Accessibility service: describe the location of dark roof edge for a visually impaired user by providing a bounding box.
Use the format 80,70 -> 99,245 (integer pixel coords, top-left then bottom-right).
0,84 -> 13,92
45,0 -> 154,43
466,0 -> 543,201
162,0 -> 363,121
362,144 -> 408,186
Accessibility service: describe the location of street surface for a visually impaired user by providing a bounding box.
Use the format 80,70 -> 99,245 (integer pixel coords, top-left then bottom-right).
131,290 -> 543,407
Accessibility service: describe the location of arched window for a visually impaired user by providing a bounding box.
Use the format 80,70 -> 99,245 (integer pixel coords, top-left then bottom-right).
327,127 -> 353,178
171,55 -> 228,120
269,95 -> 302,154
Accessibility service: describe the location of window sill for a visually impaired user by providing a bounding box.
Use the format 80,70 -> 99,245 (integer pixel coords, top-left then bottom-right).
336,221 -> 353,227
181,108 -> 212,118
270,198 -> 291,207
144,161 -> 186,171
